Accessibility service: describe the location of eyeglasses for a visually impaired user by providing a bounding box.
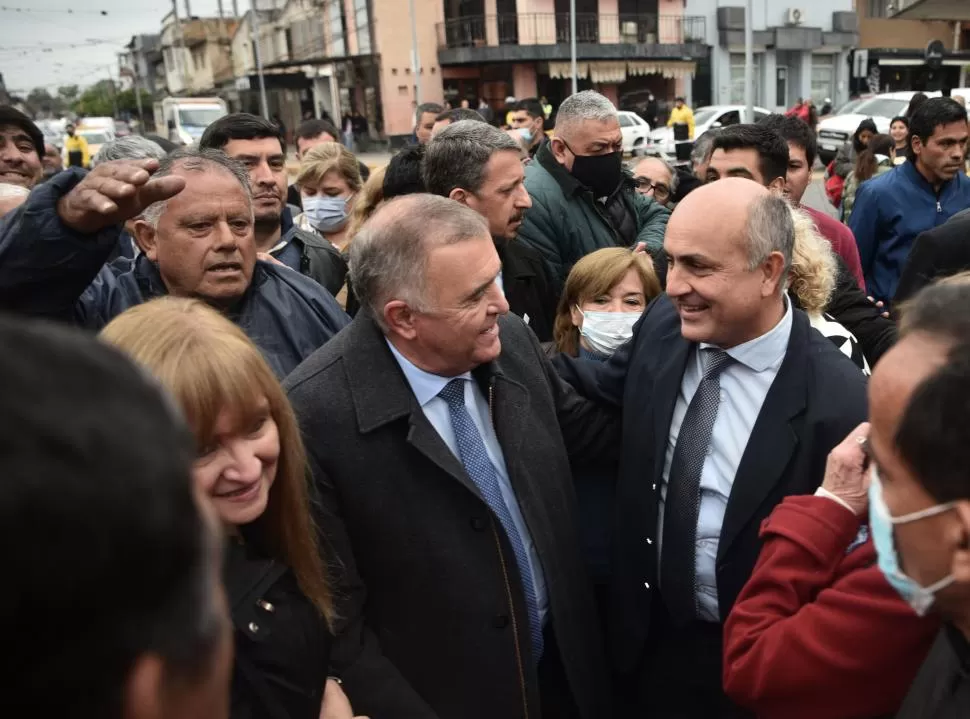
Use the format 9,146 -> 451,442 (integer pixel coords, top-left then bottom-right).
634,176 -> 670,201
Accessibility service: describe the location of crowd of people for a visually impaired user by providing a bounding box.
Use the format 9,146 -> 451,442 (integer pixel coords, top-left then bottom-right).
2,87 -> 970,719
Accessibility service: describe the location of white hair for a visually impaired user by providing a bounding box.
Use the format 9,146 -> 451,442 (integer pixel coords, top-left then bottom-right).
92,136 -> 167,168
555,90 -> 618,139
745,194 -> 795,294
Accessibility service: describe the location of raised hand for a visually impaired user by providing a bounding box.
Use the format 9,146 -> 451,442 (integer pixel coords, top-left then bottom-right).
56,159 -> 186,234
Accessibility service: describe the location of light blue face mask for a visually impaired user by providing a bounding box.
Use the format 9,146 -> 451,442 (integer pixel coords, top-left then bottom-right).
868,465 -> 957,616
517,126 -> 534,144
302,195 -> 349,233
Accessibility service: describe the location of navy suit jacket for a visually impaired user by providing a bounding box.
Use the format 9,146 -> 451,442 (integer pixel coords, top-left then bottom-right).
554,295 -> 869,673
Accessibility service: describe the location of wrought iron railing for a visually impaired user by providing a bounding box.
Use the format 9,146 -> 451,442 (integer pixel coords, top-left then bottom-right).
436,13 -> 706,50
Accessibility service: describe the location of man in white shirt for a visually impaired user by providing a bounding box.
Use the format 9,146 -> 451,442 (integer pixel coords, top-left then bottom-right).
555,177 -> 868,716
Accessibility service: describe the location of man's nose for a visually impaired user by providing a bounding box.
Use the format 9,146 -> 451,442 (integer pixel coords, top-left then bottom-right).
212,220 -> 240,250
250,159 -> 274,184
665,263 -> 688,297
514,184 -> 532,209
489,281 -> 510,315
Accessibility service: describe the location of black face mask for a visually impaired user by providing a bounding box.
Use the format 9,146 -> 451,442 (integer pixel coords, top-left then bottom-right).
562,140 -> 623,197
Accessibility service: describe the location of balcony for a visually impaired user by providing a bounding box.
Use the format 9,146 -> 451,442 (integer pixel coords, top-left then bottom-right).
436,13 -> 707,65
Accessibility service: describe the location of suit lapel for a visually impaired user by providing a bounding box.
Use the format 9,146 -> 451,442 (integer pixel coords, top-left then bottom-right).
651,329 -> 691,482
718,312 -> 810,560
343,315 -> 481,498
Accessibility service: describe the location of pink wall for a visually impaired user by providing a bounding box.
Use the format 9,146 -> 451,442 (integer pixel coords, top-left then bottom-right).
372,0 -> 444,136
343,0 -> 358,56
599,84 -> 619,106
512,64 -> 538,99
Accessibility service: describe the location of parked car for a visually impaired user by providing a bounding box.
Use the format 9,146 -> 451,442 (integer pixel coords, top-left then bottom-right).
816,90 -> 941,165
618,111 -> 651,155
645,104 -> 771,159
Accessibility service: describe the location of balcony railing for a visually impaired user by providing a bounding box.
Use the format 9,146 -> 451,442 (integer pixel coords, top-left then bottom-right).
436,13 -> 706,50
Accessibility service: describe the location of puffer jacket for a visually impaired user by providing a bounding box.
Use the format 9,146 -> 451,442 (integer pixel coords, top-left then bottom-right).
0,169 -> 350,378
517,142 -> 669,292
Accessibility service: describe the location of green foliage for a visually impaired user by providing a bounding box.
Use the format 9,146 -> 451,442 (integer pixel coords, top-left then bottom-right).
71,80 -> 152,119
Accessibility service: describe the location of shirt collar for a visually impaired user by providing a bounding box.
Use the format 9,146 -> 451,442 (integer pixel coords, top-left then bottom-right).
700,297 -> 793,372
386,339 -> 471,407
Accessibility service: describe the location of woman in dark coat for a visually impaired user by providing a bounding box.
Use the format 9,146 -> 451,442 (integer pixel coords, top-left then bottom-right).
102,297 -> 363,719
834,117 -> 878,179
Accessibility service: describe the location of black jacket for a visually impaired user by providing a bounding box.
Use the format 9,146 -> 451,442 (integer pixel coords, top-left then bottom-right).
896,625 -> 970,719
277,208 -> 348,297
553,296 -> 869,677
496,238 -> 558,342
0,169 -> 350,378
895,213 -> 970,305
283,312 -> 618,719
226,540 -> 331,719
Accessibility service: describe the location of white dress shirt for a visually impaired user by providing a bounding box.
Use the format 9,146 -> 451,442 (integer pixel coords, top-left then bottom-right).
659,299 -> 793,621
386,340 -> 549,626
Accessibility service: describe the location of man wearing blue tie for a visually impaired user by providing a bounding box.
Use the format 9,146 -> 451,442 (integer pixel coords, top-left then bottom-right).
284,194 -> 618,719
555,178 -> 869,716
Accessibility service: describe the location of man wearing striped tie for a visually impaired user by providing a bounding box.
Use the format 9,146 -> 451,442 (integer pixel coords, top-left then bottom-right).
285,194 -> 619,719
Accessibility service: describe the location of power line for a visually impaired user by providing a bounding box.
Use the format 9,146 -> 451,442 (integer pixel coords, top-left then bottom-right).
0,6 -> 158,15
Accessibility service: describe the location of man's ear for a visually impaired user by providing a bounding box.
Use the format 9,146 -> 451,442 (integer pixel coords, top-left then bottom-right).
384,300 -> 418,341
767,176 -> 787,195
448,188 -> 470,206
132,219 -> 159,262
761,251 -> 788,297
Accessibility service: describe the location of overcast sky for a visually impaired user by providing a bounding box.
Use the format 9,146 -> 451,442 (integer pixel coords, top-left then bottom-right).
0,0 -> 238,96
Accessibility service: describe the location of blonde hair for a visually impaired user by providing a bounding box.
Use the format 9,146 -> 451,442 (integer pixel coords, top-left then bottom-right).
787,207 -> 837,315
553,248 -> 662,355
296,141 -> 362,193
100,298 -> 333,624
347,163 -> 387,241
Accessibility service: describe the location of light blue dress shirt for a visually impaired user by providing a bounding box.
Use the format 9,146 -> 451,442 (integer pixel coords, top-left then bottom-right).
386,340 -> 549,627
659,299 -> 793,621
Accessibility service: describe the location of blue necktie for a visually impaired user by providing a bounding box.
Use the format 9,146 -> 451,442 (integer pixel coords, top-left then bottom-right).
438,379 -> 544,661
661,348 -> 733,625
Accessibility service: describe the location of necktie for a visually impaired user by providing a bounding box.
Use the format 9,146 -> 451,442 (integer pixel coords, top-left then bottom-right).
661,348 -> 733,625
438,379 -> 544,661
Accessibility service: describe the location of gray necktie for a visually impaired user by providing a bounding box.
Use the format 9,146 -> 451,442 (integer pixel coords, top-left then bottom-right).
661,348 -> 733,625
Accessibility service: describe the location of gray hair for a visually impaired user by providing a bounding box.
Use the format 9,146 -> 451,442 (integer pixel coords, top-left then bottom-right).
348,194 -> 490,330
691,129 -> 720,166
632,155 -> 679,193
141,148 -> 251,227
92,135 -> 166,168
745,193 -> 794,291
423,120 -> 521,196
554,90 -> 618,140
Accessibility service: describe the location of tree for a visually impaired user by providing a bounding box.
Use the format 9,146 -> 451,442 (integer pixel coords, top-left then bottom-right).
26,87 -> 64,116
73,80 -> 118,118
57,85 -> 79,104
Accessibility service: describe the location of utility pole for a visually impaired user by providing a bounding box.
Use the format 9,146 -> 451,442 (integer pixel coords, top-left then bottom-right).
171,0 -> 185,93
569,0 -> 578,95
744,0 -> 753,123
408,0 -> 421,104
250,0 -> 269,118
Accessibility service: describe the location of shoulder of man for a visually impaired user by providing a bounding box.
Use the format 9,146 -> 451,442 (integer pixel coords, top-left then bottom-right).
281,312 -> 361,394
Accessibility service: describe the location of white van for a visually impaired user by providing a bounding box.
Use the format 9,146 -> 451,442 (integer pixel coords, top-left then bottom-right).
816,91 -> 941,165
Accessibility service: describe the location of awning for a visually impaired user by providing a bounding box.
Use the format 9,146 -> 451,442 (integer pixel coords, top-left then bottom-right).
892,0 -> 970,20
548,60 -> 696,83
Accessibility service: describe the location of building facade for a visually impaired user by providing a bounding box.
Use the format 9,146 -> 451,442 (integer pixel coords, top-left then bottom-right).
684,0 -> 857,111
159,13 -> 237,97
118,35 -> 165,99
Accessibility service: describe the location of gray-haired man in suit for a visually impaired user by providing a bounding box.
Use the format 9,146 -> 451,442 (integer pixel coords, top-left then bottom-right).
284,194 -> 617,719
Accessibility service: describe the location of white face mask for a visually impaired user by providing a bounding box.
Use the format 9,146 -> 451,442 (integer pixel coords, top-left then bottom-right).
577,307 -> 640,356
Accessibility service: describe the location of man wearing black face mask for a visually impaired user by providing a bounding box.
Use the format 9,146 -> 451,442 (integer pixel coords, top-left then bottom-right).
517,90 -> 669,293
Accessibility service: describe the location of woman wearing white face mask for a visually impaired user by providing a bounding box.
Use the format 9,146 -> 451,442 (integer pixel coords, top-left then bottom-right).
295,142 -> 362,253
550,247 -> 660,362
546,248 -> 660,626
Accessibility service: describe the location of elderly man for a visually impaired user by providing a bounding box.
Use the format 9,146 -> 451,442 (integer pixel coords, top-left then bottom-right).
555,178 -> 868,716
0,149 -> 348,377
284,194 -> 617,719
200,113 -> 346,295
517,90 -> 669,292
632,155 -> 677,207
869,280 -> 970,717
2,316 -> 232,719
0,105 -> 43,189
423,120 -> 558,341
92,134 -> 166,167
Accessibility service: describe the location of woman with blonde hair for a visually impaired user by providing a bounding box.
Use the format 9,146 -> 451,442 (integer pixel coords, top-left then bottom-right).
346,163 -> 387,242
549,247 -> 661,625
788,207 -> 870,374
552,247 -> 661,359
296,141 -> 362,252
101,297 -> 363,719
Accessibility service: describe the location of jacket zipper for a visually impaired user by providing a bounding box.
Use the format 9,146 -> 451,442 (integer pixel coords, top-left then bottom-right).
488,379 -> 530,719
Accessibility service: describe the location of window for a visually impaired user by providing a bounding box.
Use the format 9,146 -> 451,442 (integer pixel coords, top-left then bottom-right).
717,110 -> 740,126
354,0 -> 371,55
619,114 -> 632,127
730,53 -> 761,106
867,0 -> 888,18
329,0 -> 346,57
811,54 -> 835,105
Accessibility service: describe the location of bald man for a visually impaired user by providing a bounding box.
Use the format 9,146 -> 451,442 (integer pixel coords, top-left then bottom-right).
555,178 -> 869,716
